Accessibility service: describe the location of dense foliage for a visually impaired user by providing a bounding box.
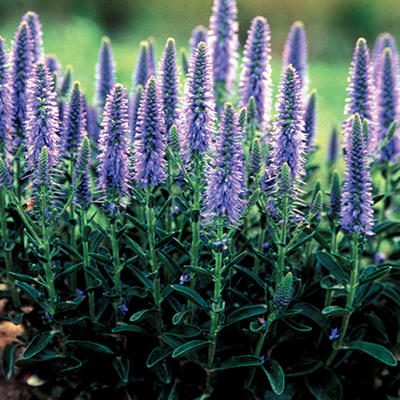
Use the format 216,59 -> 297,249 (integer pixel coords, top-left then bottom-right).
0,2 -> 400,400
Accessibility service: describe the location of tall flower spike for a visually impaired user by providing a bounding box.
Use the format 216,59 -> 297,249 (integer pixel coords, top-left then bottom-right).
0,159 -> 12,189
9,21 -> 33,151
132,41 -> 149,89
376,47 -> 399,162
208,0 -> 239,102
94,37 -> 116,112
329,170 -> 341,221
60,65 -> 73,99
74,136 -> 92,210
181,41 -> 216,165
62,82 -> 86,158
340,114 -> 374,236
180,48 -> 189,78
0,37 -> 13,156
270,65 -> 306,196
129,84 -> 143,138
205,103 -> 246,225
303,89 -> 317,154
344,38 -> 377,151
147,37 -> 157,78
159,38 -> 180,137
45,55 -> 61,79
372,33 -> 399,76
22,11 -> 43,63
25,62 -> 59,169
327,127 -> 339,165
239,16 -> 272,130
190,25 -> 208,53
97,84 -> 130,210
134,76 -> 167,189
282,21 -> 308,92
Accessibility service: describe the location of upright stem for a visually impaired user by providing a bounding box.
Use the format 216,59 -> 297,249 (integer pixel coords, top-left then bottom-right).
276,195 -> 288,290
69,161 -> 77,292
110,218 -> 122,319
376,164 -> 391,252
253,223 -> 265,275
326,234 -> 360,367
0,190 -> 20,308
146,188 -> 163,334
166,158 -> 173,232
204,222 -> 224,397
81,210 -> 95,321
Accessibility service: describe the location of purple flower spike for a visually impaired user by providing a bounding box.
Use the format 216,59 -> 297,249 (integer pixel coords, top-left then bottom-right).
340,114 -> 374,236
303,89 -> 317,154
204,103 -> 246,225
327,127 -> 339,165
239,17 -> 272,130
62,82 -> 86,158
208,0 -> 239,100
134,76 -> 167,189
344,38 -> 377,152
0,37 -> 13,156
181,41 -> 216,165
147,37 -> 157,78
372,33 -> 399,76
44,55 -> 61,79
270,65 -> 306,195
159,38 -> 180,137
97,84 -> 130,208
22,11 -> 43,63
73,136 -> 92,210
282,21 -> 308,92
83,96 -> 100,145
190,26 -> 208,54
132,41 -> 149,89
60,65 -> 73,99
25,62 -> 59,169
376,47 -> 400,162
94,37 -> 116,112
9,21 -> 34,152
129,84 -> 143,139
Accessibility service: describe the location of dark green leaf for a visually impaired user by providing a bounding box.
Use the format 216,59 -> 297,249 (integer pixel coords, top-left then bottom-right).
172,310 -> 191,326
285,360 -> 323,377
316,252 -> 347,284
170,285 -> 208,311
346,341 -> 397,366
305,369 -> 343,400
146,346 -> 172,368
359,266 -> 391,285
124,235 -> 148,259
111,324 -> 149,335
129,308 -> 154,322
9,273 -> 45,287
66,340 -> 114,355
215,355 -> 264,371
322,306 -> 348,316
1,343 -> 18,380
262,359 -> 285,395
172,340 -> 209,358
225,305 -> 267,327
232,264 -> 265,289
23,331 -> 56,359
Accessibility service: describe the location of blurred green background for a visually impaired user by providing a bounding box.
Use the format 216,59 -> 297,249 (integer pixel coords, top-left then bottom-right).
0,0 -> 398,154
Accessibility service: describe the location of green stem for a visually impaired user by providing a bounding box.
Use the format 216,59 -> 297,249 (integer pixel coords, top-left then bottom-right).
82,210 -> 95,321
0,190 -> 20,308
69,161 -> 77,292
110,218 -> 122,319
253,224 -> 265,275
276,195 -> 288,290
204,222 -> 224,397
166,158 -> 173,232
376,164 -> 391,253
326,234 -> 360,367
146,188 -> 163,334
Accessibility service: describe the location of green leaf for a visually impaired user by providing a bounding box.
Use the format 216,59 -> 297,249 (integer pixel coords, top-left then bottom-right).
283,319 -> 312,332
373,220 -> 400,235
129,308 -> 155,322
215,355 -> 264,371
126,265 -> 153,290
23,331 -> 56,359
184,265 -> 211,278
66,340 -> 114,355
59,239 -> 83,260
113,357 -> 130,384
316,252 -> 347,284
285,360 -> 323,377
170,285 -> 208,311
9,272 -> 46,287
111,324 -> 149,335
359,266 -> 391,285
1,343 -> 18,380
305,369 -> 343,400
172,340 -> 209,358
346,341 -> 397,366
146,346 -> 172,368
89,252 -> 110,263
15,281 -> 43,303
232,264 -> 265,289
172,310 -> 191,326
261,359 -> 285,395
124,235 -> 148,258
322,306 -> 348,316
224,304 -> 267,327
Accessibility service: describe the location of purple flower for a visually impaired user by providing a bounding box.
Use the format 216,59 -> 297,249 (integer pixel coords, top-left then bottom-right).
374,252 -> 385,265
249,138 -> 261,180
239,17 -> 272,130
45,55 -> 61,77
344,38 -> 377,152
181,48 -> 189,78
271,272 -> 293,311
25,62 -> 60,169
60,65 -> 73,99
340,114 -> 374,236
147,37 -> 157,78
132,41 -> 149,89
22,11 -> 43,63
190,25 -> 208,53
9,21 -> 33,152
134,76 -> 167,189
94,37 -> 116,112
83,96 -> 100,145
97,84 -> 130,208
0,37 -> 13,157
204,103 -> 246,225
329,327 -> 340,341
327,127 -> 339,165
62,82 -> 86,158
0,159 -> 12,189
303,90 -> 317,154
179,271 -> 190,285
208,0 -> 239,100
282,21 -> 308,92
118,300 -> 129,315
270,65 -> 306,200
372,33 -> 399,76
329,170 -> 341,221
129,85 -> 143,139
159,38 -> 180,136
181,41 -> 216,165
73,137 -> 92,210
375,47 -> 400,162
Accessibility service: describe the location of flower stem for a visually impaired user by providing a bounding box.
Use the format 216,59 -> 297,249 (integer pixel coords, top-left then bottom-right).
276,195 -> 288,290
110,218 -> 122,319
326,233 -> 361,367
